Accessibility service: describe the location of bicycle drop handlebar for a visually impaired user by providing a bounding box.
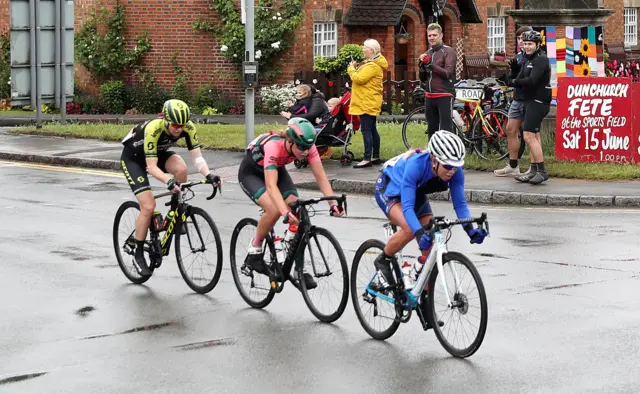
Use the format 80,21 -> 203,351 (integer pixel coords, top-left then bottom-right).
283,194 -> 348,223
423,212 -> 490,236
154,178 -> 221,205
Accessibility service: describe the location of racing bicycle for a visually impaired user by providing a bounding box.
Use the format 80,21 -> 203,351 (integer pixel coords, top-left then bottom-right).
113,179 -> 223,294
350,213 -> 489,358
402,83 -> 525,161
230,195 -> 349,323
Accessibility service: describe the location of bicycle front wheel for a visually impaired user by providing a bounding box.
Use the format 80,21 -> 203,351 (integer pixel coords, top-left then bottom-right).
229,218 -> 275,308
426,251 -> 488,358
401,106 -> 428,150
350,239 -> 401,340
112,201 -> 150,285
296,227 -> 349,323
175,206 -> 223,294
470,108 -> 510,161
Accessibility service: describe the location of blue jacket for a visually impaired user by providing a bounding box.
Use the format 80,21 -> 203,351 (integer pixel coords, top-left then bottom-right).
381,150 -> 471,235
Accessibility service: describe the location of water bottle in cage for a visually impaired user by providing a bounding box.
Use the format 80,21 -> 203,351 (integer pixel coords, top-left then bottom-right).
401,261 -> 415,289
452,110 -> 465,131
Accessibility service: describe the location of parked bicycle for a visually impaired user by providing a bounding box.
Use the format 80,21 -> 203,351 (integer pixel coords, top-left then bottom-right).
402,82 -> 525,161
351,213 -> 490,358
113,179 -> 223,294
230,195 -> 349,323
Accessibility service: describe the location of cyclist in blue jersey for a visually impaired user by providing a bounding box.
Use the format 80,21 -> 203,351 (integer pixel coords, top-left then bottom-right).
373,130 -> 487,289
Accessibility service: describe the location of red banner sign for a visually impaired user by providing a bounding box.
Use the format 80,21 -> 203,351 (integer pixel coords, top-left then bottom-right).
555,77 -> 638,164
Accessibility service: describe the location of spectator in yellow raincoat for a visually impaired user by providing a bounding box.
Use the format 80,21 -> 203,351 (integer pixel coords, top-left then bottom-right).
348,38 -> 388,169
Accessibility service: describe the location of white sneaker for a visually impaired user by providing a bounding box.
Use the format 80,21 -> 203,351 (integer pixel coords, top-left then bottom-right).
522,166 -> 532,176
494,164 -> 521,177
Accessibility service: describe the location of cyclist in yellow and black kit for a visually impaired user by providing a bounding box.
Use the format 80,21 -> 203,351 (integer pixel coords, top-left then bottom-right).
120,99 -> 221,277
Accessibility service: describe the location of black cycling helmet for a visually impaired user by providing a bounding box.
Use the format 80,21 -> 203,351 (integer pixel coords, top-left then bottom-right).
162,99 -> 191,125
521,31 -> 542,44
286,117 -> 317,149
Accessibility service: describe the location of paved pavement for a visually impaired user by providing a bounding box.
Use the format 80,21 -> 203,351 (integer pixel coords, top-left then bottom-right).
0,129 -> 639,207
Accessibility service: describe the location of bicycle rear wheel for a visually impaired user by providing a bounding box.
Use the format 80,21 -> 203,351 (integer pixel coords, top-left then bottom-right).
401,106 -> 427,150
112,201 -> 150,285
175,206 -> 223,294
297,227 -> 349,323
229,218 -> 275,308
426,251 -> 488,358
350,239 -> 401,340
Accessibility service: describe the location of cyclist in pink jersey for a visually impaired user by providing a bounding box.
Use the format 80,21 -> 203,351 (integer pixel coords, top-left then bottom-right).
237,117 -> 345,288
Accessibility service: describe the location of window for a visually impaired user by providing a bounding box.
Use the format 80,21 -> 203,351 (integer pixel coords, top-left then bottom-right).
314,22 -> 338,59
487,17 -> 506,55
624,8 -> 638,47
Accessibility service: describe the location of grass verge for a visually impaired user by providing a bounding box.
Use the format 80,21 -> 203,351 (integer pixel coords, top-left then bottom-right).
9,121 -> 640,180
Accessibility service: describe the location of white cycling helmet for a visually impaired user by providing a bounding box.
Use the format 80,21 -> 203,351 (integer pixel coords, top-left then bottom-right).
427,130 -> 466,167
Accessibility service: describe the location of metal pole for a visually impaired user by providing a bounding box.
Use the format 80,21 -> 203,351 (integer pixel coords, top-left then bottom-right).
29,0 -> 36,111
244,0 -> 254,147
54,0 -> 60,109
35,0 -> 42,128
59,0 -> 66,123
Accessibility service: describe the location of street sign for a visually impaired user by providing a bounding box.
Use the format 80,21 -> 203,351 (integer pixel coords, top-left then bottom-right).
10,0 -> 74,126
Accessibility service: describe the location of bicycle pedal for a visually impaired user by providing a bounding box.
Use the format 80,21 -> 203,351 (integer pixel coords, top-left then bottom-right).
241,265 -> 253,276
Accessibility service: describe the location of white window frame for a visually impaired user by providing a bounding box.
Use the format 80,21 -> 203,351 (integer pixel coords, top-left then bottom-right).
487,17 -> 506,55
313,22 -> 338,60
624,8 -> 638,47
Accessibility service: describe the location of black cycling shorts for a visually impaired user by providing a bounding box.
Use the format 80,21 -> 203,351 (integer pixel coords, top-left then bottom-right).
522,100 -> 550,133
238,151 -> 298,203
120,149 -> 176,195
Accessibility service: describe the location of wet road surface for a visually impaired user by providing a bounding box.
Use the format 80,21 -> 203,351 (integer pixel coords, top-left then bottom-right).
1,161 -> 640,393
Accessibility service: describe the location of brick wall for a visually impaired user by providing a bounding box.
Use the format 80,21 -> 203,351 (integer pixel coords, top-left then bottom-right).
0,0 -> 8,33
604,0 -> 625,45
462,0 -> 517,57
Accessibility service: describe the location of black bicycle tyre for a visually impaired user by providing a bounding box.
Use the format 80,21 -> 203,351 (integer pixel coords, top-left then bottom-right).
426,251 -> 488,358
401,105 -> 426,150
469,108 -> 510,161
229,217 -> 275,309
112,201 -> 150,285
297,227 -> 350,323
175,206 -> 223,294
350,239 -> 401,340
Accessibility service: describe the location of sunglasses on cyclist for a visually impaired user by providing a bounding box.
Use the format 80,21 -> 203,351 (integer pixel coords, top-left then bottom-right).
170,123 -> 185,129
294,143 -> 310,151
438,163 -> 459,171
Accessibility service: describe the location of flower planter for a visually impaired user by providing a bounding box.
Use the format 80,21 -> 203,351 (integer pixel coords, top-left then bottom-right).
494,55 -> 506,61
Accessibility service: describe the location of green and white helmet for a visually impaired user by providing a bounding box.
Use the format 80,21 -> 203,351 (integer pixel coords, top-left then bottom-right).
286,117 -> 317,149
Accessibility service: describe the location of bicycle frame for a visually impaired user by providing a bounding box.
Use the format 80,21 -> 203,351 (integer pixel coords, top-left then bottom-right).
263,196 -> 345,293
457,97 -> 507,141
145,180 -> 218,261
368,224 -> 461,310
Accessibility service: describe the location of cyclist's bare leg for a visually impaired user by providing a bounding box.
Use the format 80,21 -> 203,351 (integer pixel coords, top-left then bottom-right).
132,189 -> 155,275
135,190 -> 155,242
253,193 -> 298,244
506,118 -> 522,160
524,131 -> 543,163
384,203 -> 433,257
164,155 -> 188,183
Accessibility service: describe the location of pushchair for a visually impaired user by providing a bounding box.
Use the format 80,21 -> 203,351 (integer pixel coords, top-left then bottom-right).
293,91 -> 361,168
